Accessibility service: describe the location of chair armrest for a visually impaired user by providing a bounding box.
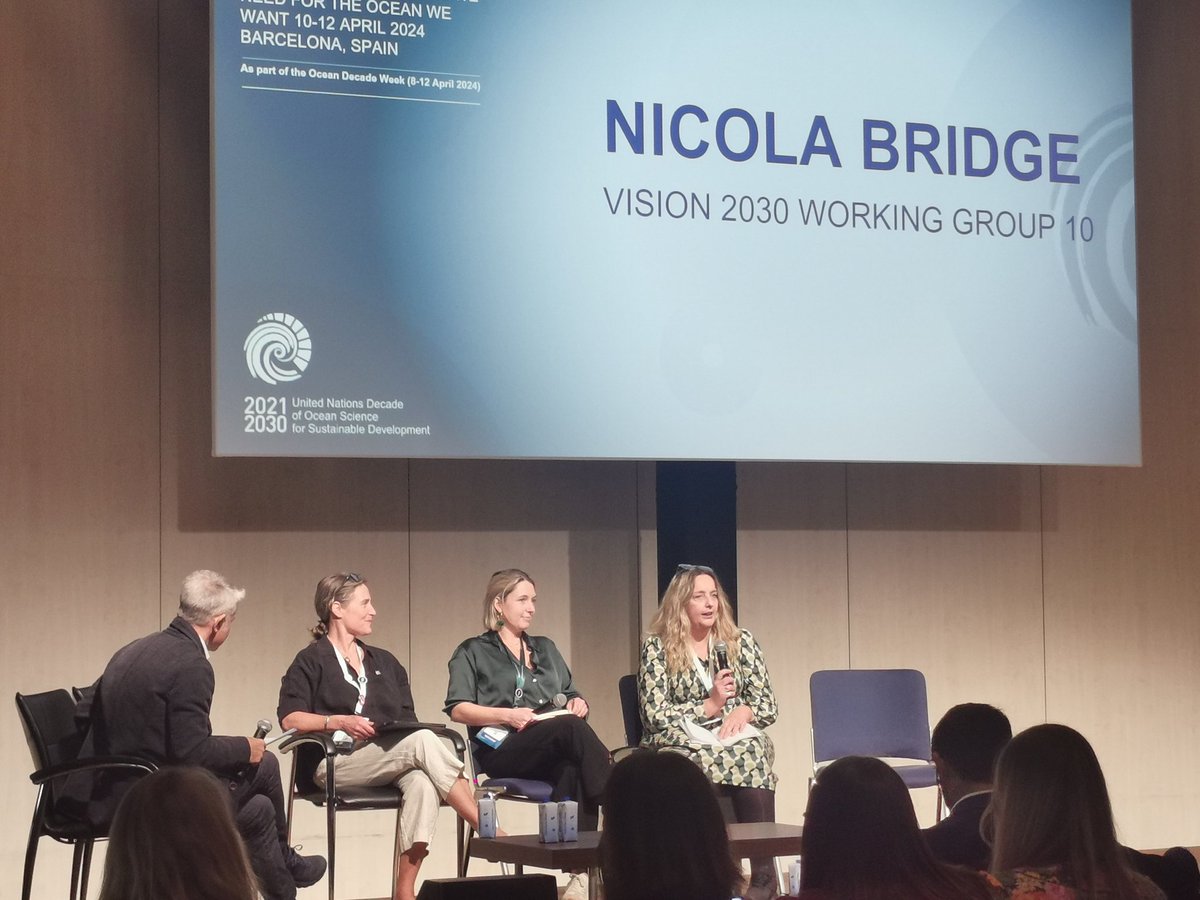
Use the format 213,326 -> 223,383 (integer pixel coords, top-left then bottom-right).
30,755 -> 157,786
277,731 -> 338,756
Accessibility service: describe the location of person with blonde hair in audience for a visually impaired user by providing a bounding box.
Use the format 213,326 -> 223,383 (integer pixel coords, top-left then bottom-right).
99,766 -> 259,900
795,755 -> 995,900
987,723 -> 1165,899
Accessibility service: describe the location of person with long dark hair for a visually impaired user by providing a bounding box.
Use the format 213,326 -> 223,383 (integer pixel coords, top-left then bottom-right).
99,766 -> 259,900
797,756 -> 995,900
987,724 -> 1165,899
600,751 -> 743,900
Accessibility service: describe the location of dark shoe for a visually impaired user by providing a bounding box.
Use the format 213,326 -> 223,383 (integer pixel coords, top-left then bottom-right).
285,847 -> 327,888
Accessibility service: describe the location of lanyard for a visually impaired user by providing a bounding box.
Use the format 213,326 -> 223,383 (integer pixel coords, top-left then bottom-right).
504,636 -> 528,706
691,634 -> 715,691
331,638 -> 368,715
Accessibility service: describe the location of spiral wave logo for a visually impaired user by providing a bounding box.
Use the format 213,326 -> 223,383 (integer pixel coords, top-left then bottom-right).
244,313 -> 312,385
1051,104 -> 1136,344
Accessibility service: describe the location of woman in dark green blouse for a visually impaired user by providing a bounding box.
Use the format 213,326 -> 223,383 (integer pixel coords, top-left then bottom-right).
444,568 -> 611,830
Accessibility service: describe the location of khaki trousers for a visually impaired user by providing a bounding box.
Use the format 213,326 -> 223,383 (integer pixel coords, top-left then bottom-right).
314,729 -> 465,852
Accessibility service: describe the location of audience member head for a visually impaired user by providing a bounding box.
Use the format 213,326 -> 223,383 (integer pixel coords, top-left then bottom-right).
311,571 -> 368,639
989,723 -> 1137,895
930,703 -> 1012,805
801,756 -> 993,900
481,568 -> 534,631
600,750 -> 741,900
647,564 -> 739,673
99,766 -> 258,900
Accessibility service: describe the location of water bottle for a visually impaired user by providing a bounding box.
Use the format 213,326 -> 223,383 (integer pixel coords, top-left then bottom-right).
477,793 -> 497,839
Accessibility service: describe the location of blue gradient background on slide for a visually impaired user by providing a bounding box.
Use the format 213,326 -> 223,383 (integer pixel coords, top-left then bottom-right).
213,0 -> 1137,463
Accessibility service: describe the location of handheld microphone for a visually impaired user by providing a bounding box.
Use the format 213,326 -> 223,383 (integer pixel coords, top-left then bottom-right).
714,642 -> 737,707
241,719 -> 275,774
535,693 -> 568,714
714,641 -> 730,673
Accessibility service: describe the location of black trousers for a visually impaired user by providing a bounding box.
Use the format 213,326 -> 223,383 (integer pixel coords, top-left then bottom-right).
476,715 -> 611,829
231,750 -> 296,900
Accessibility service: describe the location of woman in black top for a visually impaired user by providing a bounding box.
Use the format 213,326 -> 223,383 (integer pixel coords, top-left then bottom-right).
444,568 -> 611,830
279,572 -> 482,900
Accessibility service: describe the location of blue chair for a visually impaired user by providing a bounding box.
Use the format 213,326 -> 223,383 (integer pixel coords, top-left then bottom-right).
808,669 -> 942,817
462,743 -> 554,876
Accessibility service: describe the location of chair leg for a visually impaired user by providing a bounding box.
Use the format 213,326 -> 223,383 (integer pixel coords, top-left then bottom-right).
21,829 -> 40,900
69,842 -> 85,900
22,788 -> 46,900
461,825 -> 474,878
392,806 -> 404,896
327,802 -> 337,900
79,840 -> 95,900
456,816 -> 465,878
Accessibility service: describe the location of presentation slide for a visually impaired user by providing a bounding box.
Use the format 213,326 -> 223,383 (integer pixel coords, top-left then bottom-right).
212,0 -> 1139,464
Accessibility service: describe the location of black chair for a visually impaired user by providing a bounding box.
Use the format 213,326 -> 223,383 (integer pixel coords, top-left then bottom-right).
280,724 -> 470,900
16,689 -> 157,900
617,673 -> 642,751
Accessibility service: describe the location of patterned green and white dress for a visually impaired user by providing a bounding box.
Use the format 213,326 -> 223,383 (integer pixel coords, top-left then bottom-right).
637,629 -> 778,789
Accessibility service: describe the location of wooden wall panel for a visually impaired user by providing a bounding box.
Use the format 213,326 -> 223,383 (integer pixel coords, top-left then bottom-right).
737,462 -> 851,828
1,3 -> 161,894
1040,0 -> 1200,849
846,464 -> 1047,822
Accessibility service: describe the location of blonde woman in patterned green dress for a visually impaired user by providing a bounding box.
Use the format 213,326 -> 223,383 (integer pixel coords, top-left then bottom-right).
637,564 -> 780,900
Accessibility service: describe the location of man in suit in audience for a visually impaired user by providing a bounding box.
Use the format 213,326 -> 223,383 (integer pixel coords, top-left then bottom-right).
80,570 -> 325,900
923,702 -> 1011,870
925,702 -> 1200,900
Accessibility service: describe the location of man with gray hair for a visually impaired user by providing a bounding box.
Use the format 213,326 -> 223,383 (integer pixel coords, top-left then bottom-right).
82,570 -> 325,899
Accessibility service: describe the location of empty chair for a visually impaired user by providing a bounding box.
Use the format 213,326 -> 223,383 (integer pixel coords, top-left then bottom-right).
808,668 -> 941,815
16,689 -> 156,900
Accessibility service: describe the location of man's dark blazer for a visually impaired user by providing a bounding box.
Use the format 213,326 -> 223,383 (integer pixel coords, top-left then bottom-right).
65,616 -> 249,823
922,790 -> 992,870
93,615 -> 247,770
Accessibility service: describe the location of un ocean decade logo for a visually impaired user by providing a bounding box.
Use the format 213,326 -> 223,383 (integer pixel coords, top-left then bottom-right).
244,313 -> 312,385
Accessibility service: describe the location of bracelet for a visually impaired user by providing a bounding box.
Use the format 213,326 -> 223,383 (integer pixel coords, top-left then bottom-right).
324,715 -> 330,731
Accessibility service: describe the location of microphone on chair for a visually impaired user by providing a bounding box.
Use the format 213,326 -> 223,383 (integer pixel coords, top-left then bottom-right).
253,719 -> 272,739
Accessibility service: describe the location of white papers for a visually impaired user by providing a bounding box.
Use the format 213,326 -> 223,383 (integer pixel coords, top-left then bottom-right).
682,717 -> 761,748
